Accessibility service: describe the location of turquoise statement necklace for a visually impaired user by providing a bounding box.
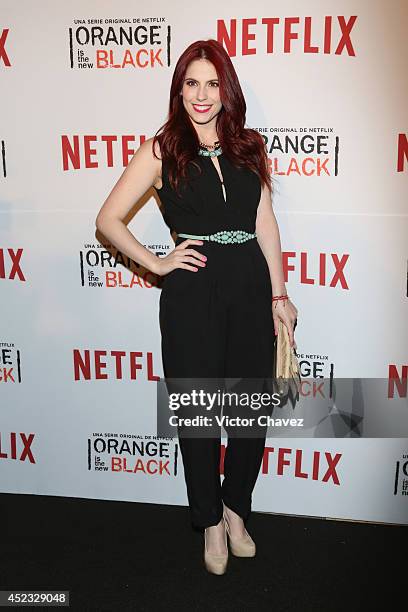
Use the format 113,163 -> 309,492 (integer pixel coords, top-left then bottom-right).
198,140 -> 223,157
197,139 -> 227,202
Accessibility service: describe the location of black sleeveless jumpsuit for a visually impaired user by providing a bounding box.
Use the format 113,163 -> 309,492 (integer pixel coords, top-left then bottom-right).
154,150 -> 275,529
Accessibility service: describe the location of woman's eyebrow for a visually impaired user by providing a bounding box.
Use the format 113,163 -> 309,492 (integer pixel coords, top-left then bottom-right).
183,77 -> 219,82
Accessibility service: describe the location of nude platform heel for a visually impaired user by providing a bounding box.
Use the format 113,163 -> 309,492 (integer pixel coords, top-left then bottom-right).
223,512 -> 256,557
204,518 -> 228,575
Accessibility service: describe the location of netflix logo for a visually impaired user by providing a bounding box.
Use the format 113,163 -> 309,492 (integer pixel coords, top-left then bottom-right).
73,349 -> 160,382
68,18 -> 171,70
61,134 -> 147,170
388,365 -> 408,399
397,134 -> 408,172
0,432 -> 36,463
0,29 -> 11,67
252,446 -> 342,485
218,16 -> 357,57
0,248 -> 25,282
282,251 -> 349,289
0,344 -> 21,384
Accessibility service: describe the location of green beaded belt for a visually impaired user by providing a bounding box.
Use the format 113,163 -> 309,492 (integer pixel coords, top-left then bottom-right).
178,230 -> 257,245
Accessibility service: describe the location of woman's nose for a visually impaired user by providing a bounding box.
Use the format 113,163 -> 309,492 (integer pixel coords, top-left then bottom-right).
197,87 -> 208,101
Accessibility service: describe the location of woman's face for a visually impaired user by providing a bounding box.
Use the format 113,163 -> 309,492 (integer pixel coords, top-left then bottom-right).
181,58 -> 223,126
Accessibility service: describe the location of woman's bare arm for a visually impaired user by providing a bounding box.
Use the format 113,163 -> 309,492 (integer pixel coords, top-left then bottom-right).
255,183 -> 286,296
255,183 -> 298,345
95,137 -> 207,276
95,137 -> 163,274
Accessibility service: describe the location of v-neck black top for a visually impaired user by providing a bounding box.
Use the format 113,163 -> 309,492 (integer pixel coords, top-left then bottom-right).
153,152 -> 262,236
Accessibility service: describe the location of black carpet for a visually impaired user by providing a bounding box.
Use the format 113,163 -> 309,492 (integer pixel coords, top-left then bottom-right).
1,493 -> 405,611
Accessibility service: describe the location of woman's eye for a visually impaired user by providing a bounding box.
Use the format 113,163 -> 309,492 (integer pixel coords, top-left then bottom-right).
185,81 -> 219,87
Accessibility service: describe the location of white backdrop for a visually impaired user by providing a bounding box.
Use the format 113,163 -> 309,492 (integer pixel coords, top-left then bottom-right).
1,0 -> 407,525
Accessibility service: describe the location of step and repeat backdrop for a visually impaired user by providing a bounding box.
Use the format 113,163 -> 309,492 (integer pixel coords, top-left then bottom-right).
1,1 -> 407,525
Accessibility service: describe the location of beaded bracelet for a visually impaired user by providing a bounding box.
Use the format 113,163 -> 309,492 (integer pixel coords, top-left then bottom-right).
272,293 -> 289,302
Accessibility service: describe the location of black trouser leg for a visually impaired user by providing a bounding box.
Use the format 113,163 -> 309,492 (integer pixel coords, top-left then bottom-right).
221,290 -> 275,522
159,249 -> 274,528
160,279 -> 226,529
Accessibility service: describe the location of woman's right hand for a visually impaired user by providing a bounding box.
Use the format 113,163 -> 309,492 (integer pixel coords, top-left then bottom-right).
154,238 -> 207,276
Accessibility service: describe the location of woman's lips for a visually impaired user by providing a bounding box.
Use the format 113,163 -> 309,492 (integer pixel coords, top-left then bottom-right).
192,104 -> 212,113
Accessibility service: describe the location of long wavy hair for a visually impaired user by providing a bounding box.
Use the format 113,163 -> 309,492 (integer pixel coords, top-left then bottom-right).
152,39 -> 272,197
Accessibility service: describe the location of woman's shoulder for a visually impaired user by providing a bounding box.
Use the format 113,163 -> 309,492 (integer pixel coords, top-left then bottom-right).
133,137 -> 162,190
138,137 -> 165,191
139,136 -> 163,161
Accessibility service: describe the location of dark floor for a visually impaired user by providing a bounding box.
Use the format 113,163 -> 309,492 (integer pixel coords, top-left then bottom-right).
1,493 -> 405,611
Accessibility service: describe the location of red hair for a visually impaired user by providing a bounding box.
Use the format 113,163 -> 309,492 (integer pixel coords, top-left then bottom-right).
152,38 -> 272,197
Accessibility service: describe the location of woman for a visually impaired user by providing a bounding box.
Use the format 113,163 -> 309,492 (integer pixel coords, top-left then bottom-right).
96,39 -> 298,575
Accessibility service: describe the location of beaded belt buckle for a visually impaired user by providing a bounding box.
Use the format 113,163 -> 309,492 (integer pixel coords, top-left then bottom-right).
178,230 -> 257,244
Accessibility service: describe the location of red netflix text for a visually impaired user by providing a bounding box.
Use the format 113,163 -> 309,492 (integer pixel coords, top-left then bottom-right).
73,349 -> 160,381
217,16 -> 357,57
0,432 -> 35,463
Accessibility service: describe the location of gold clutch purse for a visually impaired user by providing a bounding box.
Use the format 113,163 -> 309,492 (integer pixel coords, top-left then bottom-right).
273,319 -> 301,398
